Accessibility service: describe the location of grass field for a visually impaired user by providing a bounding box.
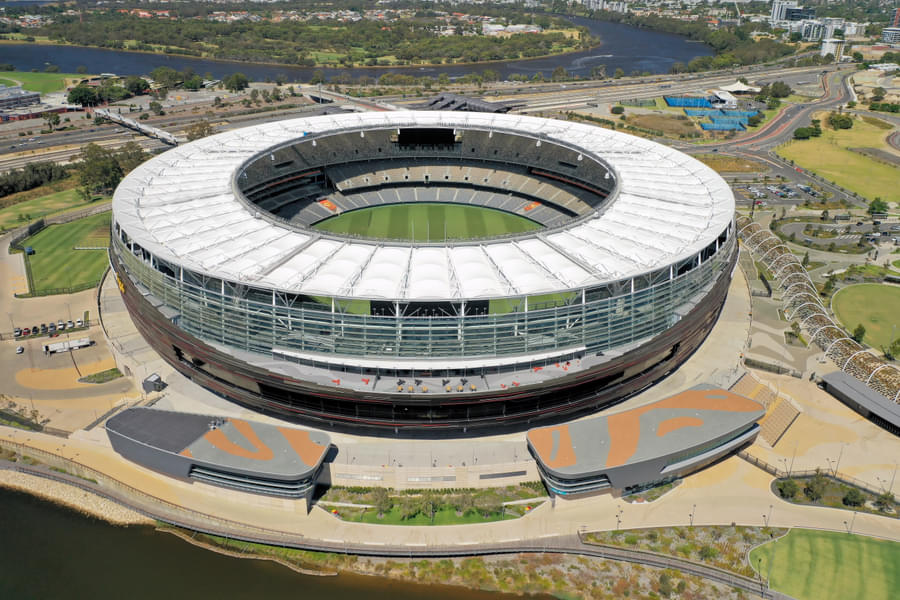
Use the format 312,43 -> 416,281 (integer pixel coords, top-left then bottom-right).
832,283 -> 900,348
750,529 -> 899,600
23,211 -> 111,293
0,71 -> 83,93
777,113 -> 900,203
625,113 -> 697,136
312,203 -> 541,242
0,185 -> 89,232
695,154 -> 767,173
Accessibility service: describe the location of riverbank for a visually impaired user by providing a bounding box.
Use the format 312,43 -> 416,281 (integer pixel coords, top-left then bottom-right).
0,35 -> 597,74
0,468 -> 150,525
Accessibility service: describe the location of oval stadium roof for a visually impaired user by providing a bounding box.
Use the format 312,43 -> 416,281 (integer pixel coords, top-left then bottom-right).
113,111 -> 734,301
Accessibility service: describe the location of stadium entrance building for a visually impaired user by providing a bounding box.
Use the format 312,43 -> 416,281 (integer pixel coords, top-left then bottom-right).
110,112 -> 736,434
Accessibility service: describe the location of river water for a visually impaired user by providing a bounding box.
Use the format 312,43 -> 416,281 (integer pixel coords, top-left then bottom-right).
0,487 -> 534,599
1,16 -> 711,81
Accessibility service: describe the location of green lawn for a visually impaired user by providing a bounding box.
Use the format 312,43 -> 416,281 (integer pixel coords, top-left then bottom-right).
750,529 -> 899,600
0,187 -> 90,232
336,505 -> 524,526
22,211 -> 111,293
777,114 -> 900,204
0,71 -> 83,93
832,283 -> 900,348
312,202 -> 541,242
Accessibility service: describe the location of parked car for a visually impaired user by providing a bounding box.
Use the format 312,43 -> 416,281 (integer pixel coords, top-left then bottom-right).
16,346 -> 24,355
31,325 -> 38,335
67,320 -> 74,329
22,327 -> 30,336
891,225 -> 900,231
13,328 -> 21,337
57,320 -> 65,331
75,319 -> 83,328
39,323 -> 47,334
48,323 -> 56,333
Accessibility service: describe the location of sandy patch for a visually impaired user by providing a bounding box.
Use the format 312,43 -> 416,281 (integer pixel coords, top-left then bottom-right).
15,357 -> 118,390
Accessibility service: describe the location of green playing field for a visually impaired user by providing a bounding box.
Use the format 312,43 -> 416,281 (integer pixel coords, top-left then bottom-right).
312,202 -> 541,241
22,211 -> 111,293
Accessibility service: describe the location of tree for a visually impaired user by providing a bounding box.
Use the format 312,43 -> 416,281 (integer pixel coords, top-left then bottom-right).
871,87 -> 886,102
67,85 -> 98,107
613,68 -> 624,79
843,487 -> 864,507
827,112 -> 853,130
852,323 -> 866,343
802,251 -> 810,267
148,101 -> 163,116
793,127 -> 813,140
223,72 -> 249,93
868,198 -> 889,215
186,120 -> 214,141
42,111 -> 60,132
551,66 -> 569,82
851,51 -> 864,63
371,487 -> 392,517
769,81 -> 792,98
183,75 -> 204,91
310,70 -> 327,85
875,491 -> 894,511
123,76 -> 150,96
76,65 -> 88,74
820,210 -> 829,221
804,470 -> 827,501
115,142 -> 148,174
44,64 -> 59,73
77,143 -> 123,194
777,479 -> 799,499
149,66 -> 181,89
610,105 -> 625,115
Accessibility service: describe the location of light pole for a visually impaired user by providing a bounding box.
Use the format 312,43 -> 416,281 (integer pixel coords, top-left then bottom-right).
615,506 -> 623,530
764,504 -> 773,527
689,504 -> 696,527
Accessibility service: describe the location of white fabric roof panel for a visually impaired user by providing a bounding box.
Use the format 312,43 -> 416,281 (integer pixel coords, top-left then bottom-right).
113,111 -> 734,301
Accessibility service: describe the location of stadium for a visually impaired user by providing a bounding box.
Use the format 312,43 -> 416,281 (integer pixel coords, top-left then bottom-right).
110,111 -> 736,435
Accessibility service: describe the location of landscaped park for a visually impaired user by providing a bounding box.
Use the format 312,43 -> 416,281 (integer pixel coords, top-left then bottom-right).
750,529 -> 899,600
832,283 -> 900,350
777,113 -> 900,204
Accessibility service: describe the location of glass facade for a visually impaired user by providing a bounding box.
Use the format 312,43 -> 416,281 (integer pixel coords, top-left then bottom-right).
112,222 -> 733,366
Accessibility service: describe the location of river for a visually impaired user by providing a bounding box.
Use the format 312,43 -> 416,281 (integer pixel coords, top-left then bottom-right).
0,487 -> 533,599
1,16 -> 711,81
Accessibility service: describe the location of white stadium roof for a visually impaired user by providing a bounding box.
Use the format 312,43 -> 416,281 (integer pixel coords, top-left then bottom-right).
113,111 -> 734,301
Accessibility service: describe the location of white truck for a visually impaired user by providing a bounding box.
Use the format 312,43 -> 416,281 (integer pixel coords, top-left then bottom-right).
43,338 -> 93,354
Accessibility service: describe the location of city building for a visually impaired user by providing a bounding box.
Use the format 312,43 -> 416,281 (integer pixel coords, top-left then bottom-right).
110,111 -> 736,435
0,85 -> 41,111
771,1 -> 814,23
883,27 -> 900,45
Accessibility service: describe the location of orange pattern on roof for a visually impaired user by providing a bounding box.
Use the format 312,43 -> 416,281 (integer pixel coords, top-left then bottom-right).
277,427 -> 328,467
180,448 -> 193,458
604,390 -> 761,468
527,425 -> 577,468
202,419 -> 274,461
656,416 -> 704,438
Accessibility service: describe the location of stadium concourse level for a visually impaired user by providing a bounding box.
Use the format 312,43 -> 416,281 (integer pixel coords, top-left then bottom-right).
736,217 -> 900,432
238,128 -> 613,235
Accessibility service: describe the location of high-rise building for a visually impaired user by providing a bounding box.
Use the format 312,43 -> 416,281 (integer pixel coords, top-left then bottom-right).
883,27 -> 900,45
892,7 -> 900,28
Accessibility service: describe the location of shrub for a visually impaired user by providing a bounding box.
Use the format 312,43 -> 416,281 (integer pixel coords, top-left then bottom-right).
804,470 -> 827,501
842,488 -> 864,507
698,545 -> 718,560
777,479 -> 799,499
610,105 -> 625,115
